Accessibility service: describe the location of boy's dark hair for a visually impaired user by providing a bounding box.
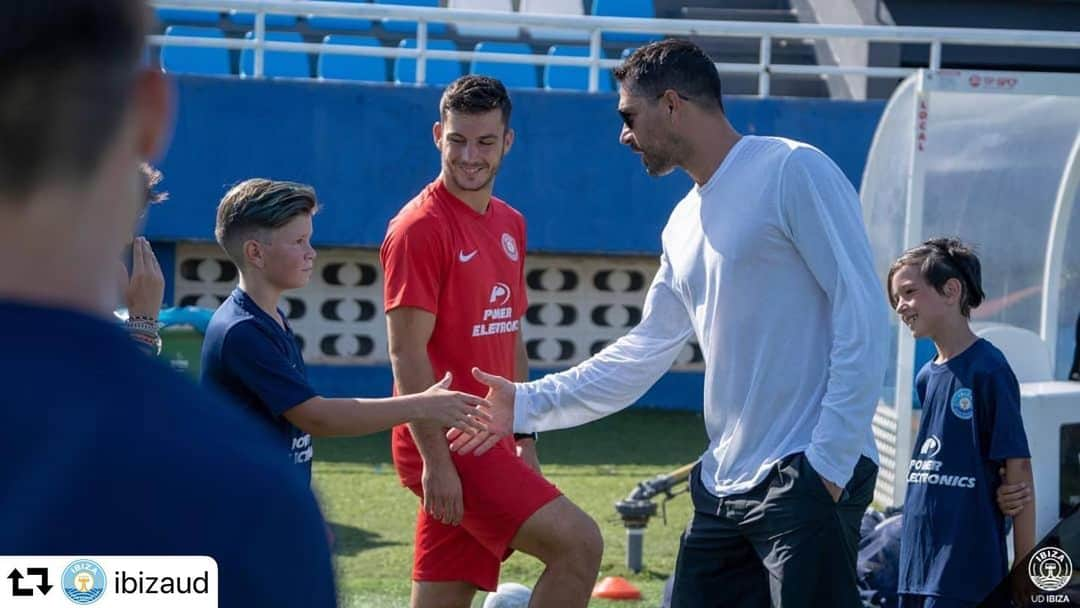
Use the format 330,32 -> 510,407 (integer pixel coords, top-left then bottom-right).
439,75 -> 512,127
613,39 -> 725,113
888,237 -> 986,317
215,179 -> 318,267
0,0 -> 149,199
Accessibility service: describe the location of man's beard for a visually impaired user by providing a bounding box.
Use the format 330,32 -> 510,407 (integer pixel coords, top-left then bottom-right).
448,156 -> 502,191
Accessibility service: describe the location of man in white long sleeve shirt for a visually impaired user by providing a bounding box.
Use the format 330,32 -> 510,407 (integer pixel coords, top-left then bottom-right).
453,40 -> 889,607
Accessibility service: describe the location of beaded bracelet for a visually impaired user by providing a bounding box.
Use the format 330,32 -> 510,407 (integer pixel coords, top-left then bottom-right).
125,318 -> 159,333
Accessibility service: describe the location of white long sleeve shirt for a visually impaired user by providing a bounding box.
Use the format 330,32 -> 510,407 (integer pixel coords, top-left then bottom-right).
514,136 -> 889,497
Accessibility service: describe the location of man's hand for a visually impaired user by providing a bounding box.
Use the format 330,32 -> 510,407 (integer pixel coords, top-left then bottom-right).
416,372 -> 493,434
447,368 -> 515,455
125,237 -> 164,319
996,466 -> 1032,516
422,461 -> 464,526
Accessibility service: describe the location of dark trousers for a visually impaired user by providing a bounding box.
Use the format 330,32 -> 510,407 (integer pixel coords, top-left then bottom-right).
671,453 -> 878,608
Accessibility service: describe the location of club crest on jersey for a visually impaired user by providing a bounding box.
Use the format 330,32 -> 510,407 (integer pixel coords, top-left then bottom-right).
501,233 -> 519,261
950,388 -> 974,420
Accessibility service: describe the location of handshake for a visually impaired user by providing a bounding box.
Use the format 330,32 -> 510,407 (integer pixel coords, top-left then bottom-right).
427,368 -> 516,455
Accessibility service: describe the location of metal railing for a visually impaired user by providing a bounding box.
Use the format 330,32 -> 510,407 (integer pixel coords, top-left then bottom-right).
149,0 -> 1080,97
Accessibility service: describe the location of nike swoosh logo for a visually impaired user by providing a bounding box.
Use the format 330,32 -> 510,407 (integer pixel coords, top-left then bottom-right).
458,250 -> 478,262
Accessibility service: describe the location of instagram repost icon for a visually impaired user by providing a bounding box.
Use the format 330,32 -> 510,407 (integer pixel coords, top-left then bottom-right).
63,559 -> 107,604
1029,547 -> 1073,592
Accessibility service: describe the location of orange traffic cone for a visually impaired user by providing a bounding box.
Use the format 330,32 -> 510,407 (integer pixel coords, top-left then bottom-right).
591,576 -> 642,600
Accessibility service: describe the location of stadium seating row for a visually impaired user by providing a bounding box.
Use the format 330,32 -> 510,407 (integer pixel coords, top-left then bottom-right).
159,27 -> 637,91
157,0 -> 655,42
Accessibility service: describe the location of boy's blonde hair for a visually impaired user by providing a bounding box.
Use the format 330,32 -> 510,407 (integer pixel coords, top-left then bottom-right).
214,179 -> 318,268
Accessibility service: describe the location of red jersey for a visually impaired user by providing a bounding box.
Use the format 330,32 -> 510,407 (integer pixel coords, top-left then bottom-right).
380,180 -> 527,487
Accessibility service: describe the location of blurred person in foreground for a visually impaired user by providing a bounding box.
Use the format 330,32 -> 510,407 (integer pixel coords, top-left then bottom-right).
0,2 -> 336,605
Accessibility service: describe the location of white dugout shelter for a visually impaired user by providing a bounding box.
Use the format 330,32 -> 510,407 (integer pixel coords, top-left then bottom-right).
862,68 -> 1080,538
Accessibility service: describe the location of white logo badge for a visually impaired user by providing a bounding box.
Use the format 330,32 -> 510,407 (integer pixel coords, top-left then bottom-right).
458,250 -> 478,263
1029,547 -> 1073,592
489,282 -> 511,306
501,233 -> 519,262
920,435 -> 942,458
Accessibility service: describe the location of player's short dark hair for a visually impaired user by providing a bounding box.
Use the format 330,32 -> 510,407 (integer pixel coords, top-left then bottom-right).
215,179 -> 318,267
439,75 -> 512,127
888,237 -> 986,317
613,39 -> 725,113
0,0 -> 150,199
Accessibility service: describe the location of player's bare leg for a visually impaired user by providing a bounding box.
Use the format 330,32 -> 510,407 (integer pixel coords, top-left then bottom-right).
510,497 -> 603,608
411,580 -> 476,608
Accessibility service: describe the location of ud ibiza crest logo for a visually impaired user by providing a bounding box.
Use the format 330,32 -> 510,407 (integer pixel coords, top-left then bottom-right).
63,559 -> 107,604
950,388 -> 974,420
1029,547 -> 1073,592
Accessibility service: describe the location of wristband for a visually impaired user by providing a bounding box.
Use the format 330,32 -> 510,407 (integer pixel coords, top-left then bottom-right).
513,432 -> 538,442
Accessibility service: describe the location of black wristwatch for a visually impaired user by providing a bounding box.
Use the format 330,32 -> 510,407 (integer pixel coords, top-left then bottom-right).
513,432 -> 538,442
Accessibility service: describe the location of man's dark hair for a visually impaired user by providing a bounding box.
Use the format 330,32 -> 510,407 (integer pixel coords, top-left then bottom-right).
0,0 -> 149,199
888,237 -> 986,318
439,75 -> 512,126
215,179 -> 319,267
613,39 -> 725,112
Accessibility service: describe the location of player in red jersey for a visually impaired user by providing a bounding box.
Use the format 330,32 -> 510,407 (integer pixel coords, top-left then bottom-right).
380,75 -> 602,608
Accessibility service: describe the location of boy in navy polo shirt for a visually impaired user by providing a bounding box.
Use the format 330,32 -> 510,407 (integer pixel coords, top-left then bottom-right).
202,179 -> 491,483
888,238 -> 1035,608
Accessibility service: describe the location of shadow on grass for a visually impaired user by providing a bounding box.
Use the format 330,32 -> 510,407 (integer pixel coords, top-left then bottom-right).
315,409 -> 708,467
328,521 -> 405,557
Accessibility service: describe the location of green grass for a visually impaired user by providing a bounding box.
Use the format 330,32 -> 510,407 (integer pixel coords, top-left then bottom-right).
312,409 -> 708,607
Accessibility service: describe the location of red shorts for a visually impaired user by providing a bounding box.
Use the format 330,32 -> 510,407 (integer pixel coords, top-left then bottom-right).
399,435 -> 561,591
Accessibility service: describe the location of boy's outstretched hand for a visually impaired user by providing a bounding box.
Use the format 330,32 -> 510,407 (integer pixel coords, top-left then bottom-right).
420,371 -> 493,434
447,368 -> 515,455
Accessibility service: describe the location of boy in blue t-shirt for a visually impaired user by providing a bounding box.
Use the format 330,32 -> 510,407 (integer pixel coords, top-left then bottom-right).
888,238 -> 1035,608
202,179 -> 493,483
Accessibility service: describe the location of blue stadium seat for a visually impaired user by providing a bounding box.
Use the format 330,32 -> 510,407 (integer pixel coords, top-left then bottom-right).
544,46 -> 612,92
374,0 -> 447,36
156,9 -> 222,25
447,0 -> 519,39
470,42 -> 538,89
395,38 -> 461,85
241,31 -> 311,78
160,26 -> 231,76
318,35 -> 387,82
591,0 -> 659,44
308,0 -> 374,32
519,0 -> 588,42
229,10 -> 301,28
